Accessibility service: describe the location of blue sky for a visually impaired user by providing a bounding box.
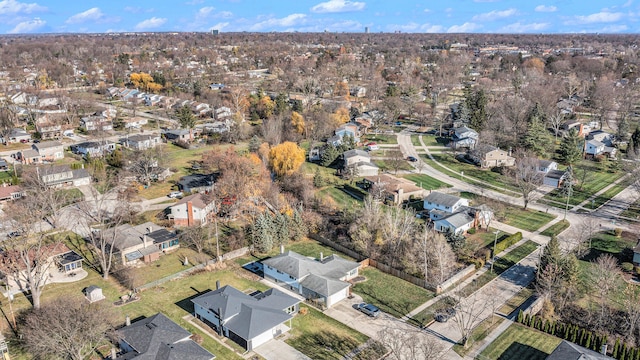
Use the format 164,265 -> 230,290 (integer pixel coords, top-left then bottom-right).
0,0 -> 637,34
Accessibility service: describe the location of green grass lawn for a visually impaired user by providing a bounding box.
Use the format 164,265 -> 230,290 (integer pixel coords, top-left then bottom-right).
540,220 -> 570,238
466,228 -> 511,250
353,267 -> 434,318
127,247 -> 211,286
429,153 -> 520,192
479,323 -> 561,360
286,305 -> 383,360
408,295 -> 457,327
317,185 -> 363,210
402,173 -> 452,190
501,208 -> 556,232
621,197 -> 640,219
498,287 -> 534,316
234,238 -> 357,267
364,134 -> 398,144
543,164 -> 625,208
453,316 -> 506,357
587,179 -> 630,210
373,159 -> 414,172
420,135 -> 448,147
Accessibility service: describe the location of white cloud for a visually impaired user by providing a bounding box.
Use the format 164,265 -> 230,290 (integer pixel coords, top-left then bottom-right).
216,11 -> 233,19
500,22 -> 550,33
447,22 -> 481,32
9,17 -> 44,33
0,0 -> 46,15
535,5 -> 557,12
623,0 -> 633,7
185,0 -> 204,4
423,8 -> 431,13
387,22 -> 444,33
568,11 -> 623,24
209,22 -> 229,31
599,24 -> 629,32
311,0 -> 365,13
251,13 -> 306,30
472,8 -> 517,22
135,17 -> 167,30
196,6 -> 214,20
66,7 -> 104,24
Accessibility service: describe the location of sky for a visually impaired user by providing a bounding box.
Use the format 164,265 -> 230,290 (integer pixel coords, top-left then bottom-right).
0,0 -> 638,35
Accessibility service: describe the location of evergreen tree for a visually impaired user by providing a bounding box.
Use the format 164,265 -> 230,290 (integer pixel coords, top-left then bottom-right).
313,168 -> 326,188
628,137 -> 637,160
274,213 -> 290,245
248,135 -> 261,153
517,310 -> 524,323
540,236 -> 563,272
522,116 -> 554,157
289,207 -> 308,241
617,115 -> 631,142
560,128 -> 585,166
320,144 -> 340,167
614,339 -> 621,358
585,331 -> 592,349
464,87 -> 489,131
251,212 -> 275,253
631,127 -> 640,157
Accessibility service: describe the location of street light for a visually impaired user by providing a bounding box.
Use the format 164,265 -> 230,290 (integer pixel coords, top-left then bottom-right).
490,230 -> 501,274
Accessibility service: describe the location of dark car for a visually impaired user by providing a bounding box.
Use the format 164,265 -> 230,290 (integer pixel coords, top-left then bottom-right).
7,231 -> 22,239
407,156 -> 418,162
358,303 -> 380,317
434,307 -> 456,322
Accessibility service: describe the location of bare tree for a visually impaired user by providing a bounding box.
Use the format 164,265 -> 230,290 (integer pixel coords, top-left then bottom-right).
548,110 -> 565,144
22,296 -> 117,360
588,254 -> 622,331
377,327 -> 442,360
126,147 -> 164,187
622,283 -> 640,345
0,101 -> 18,146
179,224 -> 213,254
451,283 -> 499,348
387,149 -> 405,175
510,152 -> 544,209
380,205 -> 417,268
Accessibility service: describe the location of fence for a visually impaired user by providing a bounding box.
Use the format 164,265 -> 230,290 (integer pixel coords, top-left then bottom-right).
308,234 -> 367,261
135,246 -> 249,292
437,265 -> 475,293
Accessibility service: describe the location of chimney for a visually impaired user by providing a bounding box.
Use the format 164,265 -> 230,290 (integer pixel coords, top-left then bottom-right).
216,280 -> 220,290
320,252 -> 323,261
142,234 -> 148,248
125,315 -> 131,326
280,244 -> 285,254
601,344 -> 608,356
187,201 -> 194,226
110,348 -> 117,359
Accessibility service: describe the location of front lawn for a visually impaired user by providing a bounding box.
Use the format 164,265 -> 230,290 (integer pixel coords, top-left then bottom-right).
540,220 -> 570,238
420,135 -> 448,147
429,153 -> 520,192
352,267 -> 434,318
479,323 -> 561,360
543,164 -> 625,208
317,185 -> 363,210
498,287 -> 534,316
126,247 -> 210,287
234,238 -> 357,267
402,173 -> 452,190
364,134 -> 397,144
452,316 -> 506,357
408,295 -> 457,327
501,208 -> 556,232
373,159 -> 414,172
286,305 -> 384,360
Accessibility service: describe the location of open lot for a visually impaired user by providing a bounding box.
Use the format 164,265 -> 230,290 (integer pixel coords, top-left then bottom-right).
352,267 -> 434,318
479,323 -> 561,360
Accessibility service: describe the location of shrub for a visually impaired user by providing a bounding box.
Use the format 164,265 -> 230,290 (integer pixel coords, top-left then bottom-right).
622,262 -> 634,272
494,232 -> 523,254
614,228 -> 623,237
467,228 -> 476,235
299,307 -> 309,315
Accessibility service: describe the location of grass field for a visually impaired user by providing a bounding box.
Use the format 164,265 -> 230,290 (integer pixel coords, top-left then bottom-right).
373,159 -> 414,172
501,208 -> 556,232
402,173 -> 452,190
408,295 -> 456,327
364,134 -> 398,144
286,305 -> 381,360
317,186 -> 363,210
353,267 -> 434,318
429,153 -> 520,192
498,287 -> 534,316
466,228 -> 511,250
234,237 -> 357,266
587,178 -> 630,209
540,220 -> 570,238
452,316 -> 506,357
419,135 -> 448,147
479,323 -> 561,360
543,164 -> 625,208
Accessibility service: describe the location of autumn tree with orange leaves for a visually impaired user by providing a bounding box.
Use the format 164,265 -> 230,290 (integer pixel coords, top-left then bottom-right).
130,72 -> 162,93
291,111 -> 305,135
269,142 -> 305,177
331,107 -> 350,127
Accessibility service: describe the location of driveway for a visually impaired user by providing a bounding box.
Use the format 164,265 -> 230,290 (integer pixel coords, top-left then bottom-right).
254,339 -> 311,360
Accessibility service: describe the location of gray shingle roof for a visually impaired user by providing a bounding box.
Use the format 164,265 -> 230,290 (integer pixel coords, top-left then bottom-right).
262,251 -> 359,281
546,340 -> 611,360
424,191 -> 464,208
299,273 -> 350,297
435,211 -> 474,228
116,313 -> 214,360
343,149 -> 370,159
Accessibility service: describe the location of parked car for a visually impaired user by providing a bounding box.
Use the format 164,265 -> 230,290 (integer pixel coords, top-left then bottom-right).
434,307 -> 456,323
407,156 -> 418,162
357,303 -> 380,317
168,191 -> 183,198
7,231 -> 22,239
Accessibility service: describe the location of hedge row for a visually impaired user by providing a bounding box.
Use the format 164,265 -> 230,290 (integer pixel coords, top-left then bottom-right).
517,310 -> 638,359
493,232 -> 523,254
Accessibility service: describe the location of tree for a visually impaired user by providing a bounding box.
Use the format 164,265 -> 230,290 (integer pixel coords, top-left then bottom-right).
126,147 -> 164,187
268,141 -> 305,177
179,224 -> 212,254
377,327 -> 442,360
588,254 -> 622,331
321,143 -> 340,167
21,296 -> 117,360
548,111 -> 565,144
130,72 -> 162,93
76,185 -> 137,280
464,86 -> 489,132
451,283 -> 499,348
511,152 -> 544,209
176,105 -> 196,141
387,149 -> 405,175
416,227 -> 456,285
0,102 -> 18,146
331,107 -> 350,127
522,116 -> 553,158
560,128 -> 584,166
291,111 -> 305,135
251,212 -> 275,253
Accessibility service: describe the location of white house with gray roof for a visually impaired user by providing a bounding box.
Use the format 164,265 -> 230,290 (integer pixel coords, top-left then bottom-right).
424,191 -> 492,235
424,191 -> 469,214
192,283 -> 300,351
262,250 -> 359,308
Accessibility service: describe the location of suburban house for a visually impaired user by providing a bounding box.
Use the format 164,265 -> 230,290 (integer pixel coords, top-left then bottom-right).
360,174 -> 424,204
0,128 -> 31,144
424,191 -> 492,234
201,120 -> 231,134
80,115 -> 113,132
262,250 -> 360,308
450,126 -> 478,149
37,165 -> 91,188
35,116 -> 63,140
424,191 -> 469,214
0,184 -> 24,202
342,149 -> 379,177
120,134 -> 161,150
546,340 -> 611,360
536,160 -> 567,188
328,123 -> 359,146
192,283 -> 300,351
17,141 -> 65,164
537,159 -> 558,173
468,145 -> 515,168
101,222 -> 179,265
586,130 -> 614,146
177,173 -> 219,193
0,159 -> 7,172
164,129 -> 191,142
632,242 -> 640,267
114,313 -> 215,360
585,139 -> 617,159
169,193 -> 215,227
121,117 -> 148,129
71,141 -> 116,158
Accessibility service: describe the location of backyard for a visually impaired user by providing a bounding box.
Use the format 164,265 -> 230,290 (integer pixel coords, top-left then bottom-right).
402,173 -> 452,190
479,323 -> 561,360
352,267 -> 434,318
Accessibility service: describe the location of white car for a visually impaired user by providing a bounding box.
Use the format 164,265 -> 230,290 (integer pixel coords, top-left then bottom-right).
168,191 -> 183,198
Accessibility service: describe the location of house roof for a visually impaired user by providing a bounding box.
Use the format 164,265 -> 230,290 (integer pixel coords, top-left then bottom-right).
178,173 -> 219,191
546,340 -> 611,360
173,193 -> 211,210
587,139 -> 604,147
191,285 -> 299,340
538,159 -> 556,168
545,169 -> 567,180
126,134 -> 160,143
343,149 -> 370,159
0,185 -> 22,199
424,191 -> 464,208
362,174 -> 423,195
434,211 -> 474,228
262,251 -> 359,284
102,222 -> 169,251
33,140 -> 63,150
299,273 -> 350,297
116,313 -> 214,360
